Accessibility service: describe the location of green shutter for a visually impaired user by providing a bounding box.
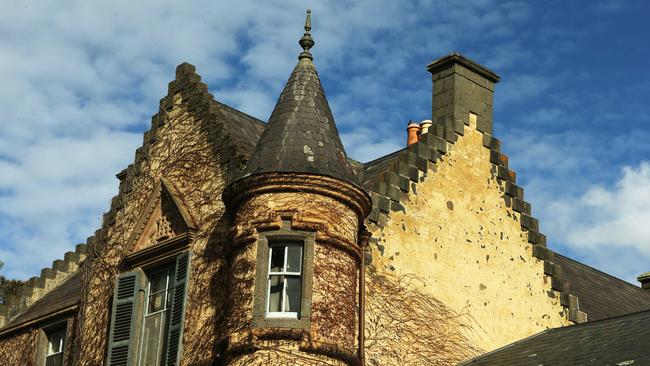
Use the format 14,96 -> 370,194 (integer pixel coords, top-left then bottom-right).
107,270 -> 144,366
164,251 -> 191,366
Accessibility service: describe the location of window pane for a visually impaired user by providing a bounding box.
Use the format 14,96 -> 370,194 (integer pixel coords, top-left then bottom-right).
47,329 -> 65,354
166,288 -> 174,309
286,245 -> 302,273
148,292 -> 166,313
140,312 -> 166,366
285,276 -> 302,313
270,246 -> 285,272
149,271 -> 168,294
45,353 -> 63,366
268,275 -> 283,312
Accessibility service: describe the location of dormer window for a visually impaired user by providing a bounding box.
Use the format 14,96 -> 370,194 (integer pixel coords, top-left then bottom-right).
267,241 -> 303,318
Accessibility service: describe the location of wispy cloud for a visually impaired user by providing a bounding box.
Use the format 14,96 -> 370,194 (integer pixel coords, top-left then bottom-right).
0,0 -> 649,287
543,162 -> 650,283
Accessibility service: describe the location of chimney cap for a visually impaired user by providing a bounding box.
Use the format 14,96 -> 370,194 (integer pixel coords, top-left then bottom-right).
407,120 -> 420,128
426,52 -> 500,83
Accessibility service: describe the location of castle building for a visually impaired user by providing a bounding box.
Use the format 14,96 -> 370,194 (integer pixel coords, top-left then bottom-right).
1,10 -> 649,366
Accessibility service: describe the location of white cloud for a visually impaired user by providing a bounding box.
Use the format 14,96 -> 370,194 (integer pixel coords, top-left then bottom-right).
501,126 -> 650,283
3,0 -> 646,286
534,162 -> 650,283
340,128 -> 403,163
564,163 -> 650,252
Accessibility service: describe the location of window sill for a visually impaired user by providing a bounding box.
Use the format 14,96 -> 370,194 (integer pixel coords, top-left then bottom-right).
265,312 -> 299,319
252,316 -> 310,330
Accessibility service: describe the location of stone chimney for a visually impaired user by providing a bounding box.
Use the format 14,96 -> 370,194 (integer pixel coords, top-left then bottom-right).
407,120 -> 421,146
426,53 -> 500,142
638,272 -> 650,290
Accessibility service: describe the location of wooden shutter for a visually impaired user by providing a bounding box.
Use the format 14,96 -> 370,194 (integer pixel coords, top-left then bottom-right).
164,251 -> 191,366
106,270 -> 145,366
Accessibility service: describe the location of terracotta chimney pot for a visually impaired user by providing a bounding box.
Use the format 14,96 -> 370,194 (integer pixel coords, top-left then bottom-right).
420,120 -> 433,135
407,121 -> 421,147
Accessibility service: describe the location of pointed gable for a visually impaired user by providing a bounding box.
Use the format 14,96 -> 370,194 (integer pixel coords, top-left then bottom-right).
125,178 -> 197,257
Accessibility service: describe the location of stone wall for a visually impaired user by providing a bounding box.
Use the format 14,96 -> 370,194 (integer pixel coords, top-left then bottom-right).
0,327 -> 38,365
365,117 -> 572,363
0,243 -> 87,328
225,176 -> 366,366
75,63 -> 240,365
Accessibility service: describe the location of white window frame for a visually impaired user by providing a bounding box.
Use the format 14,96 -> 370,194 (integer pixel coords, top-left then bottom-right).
45,327 -> 66,366
266,242 -> 303,318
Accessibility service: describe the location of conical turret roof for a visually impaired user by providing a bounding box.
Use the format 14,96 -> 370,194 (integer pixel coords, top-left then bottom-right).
239,10 -> 359,186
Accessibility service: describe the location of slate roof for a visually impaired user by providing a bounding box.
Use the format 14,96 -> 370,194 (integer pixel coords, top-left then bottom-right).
236,56 -> 361,187
0,271 -> 81,333
460,309 -> 650,365
552,252 -> 650,321
214,100 -> 266,160
360,149 -> 406,188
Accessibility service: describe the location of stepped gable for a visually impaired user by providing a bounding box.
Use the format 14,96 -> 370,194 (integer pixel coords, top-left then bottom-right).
235,14 -> 360,187
0,63 -> 266,334
0,243 -> 87,328
552,253 -> 650,321
460,309 -> 650,365
359,110 -> 588,323
0,272 -> 82,335
107,60 -> 275,228
358,53 -> 590,324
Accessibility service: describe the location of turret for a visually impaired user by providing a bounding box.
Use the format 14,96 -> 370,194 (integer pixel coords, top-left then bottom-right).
223,10 -> 371,365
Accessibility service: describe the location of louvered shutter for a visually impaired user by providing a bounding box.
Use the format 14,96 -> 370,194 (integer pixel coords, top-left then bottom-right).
106,270 -> 145,366
164,251 -> 191,366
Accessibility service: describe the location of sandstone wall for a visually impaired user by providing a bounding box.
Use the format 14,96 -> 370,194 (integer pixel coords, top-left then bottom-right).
0,328 -> 38,365
227,182 -> 363,365
366,117 -> 571,362
76,64 -> 235,365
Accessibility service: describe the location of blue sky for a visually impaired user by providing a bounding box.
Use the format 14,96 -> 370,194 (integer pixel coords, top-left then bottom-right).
1,1 -> 649,285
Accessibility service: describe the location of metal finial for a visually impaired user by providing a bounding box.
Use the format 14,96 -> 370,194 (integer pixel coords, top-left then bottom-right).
299,9 -> 314,60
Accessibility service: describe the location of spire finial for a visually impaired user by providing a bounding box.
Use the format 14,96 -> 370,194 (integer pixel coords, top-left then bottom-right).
299,9 -> 314,60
